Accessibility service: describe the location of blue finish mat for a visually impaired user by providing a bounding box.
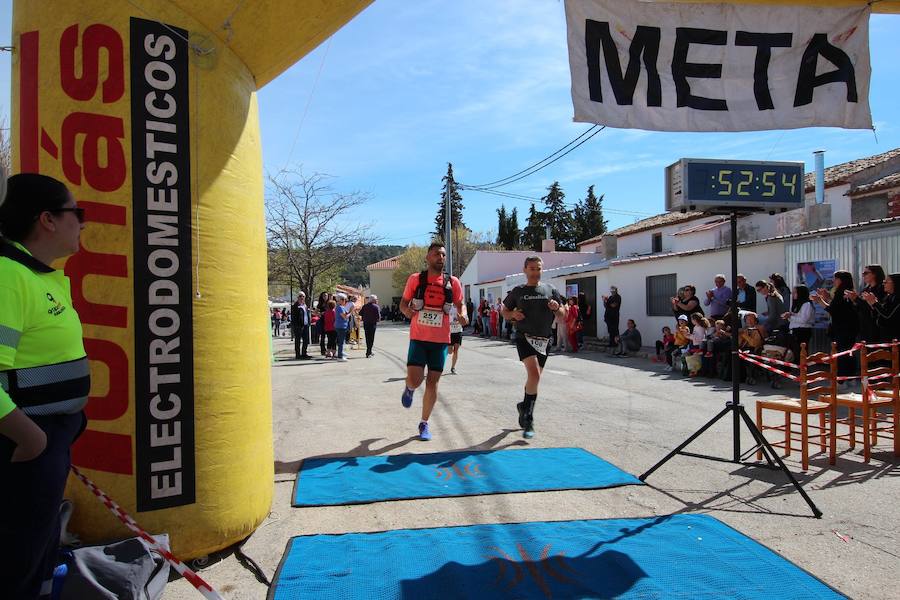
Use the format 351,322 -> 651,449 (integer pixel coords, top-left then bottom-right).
292,447 -> 641,506
270,514 -> 844,600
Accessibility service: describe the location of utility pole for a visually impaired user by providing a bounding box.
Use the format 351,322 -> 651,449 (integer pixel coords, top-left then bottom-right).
444,181 -> 453,278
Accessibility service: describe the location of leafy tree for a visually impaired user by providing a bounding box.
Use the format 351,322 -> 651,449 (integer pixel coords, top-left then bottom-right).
392,244 -> 429,294
265,169 -> 378,303
573,185 -> 607,244
434,163 -> 466,239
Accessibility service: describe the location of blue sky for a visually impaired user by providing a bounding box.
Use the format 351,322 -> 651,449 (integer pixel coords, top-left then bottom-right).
2,2 -> 899,245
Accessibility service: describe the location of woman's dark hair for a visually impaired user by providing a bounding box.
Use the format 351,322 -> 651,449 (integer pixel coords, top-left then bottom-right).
864,264 -> 886,286
886,273 -> 900,295
833,270 -> 854,294
317,292 -> 329,309
770,273 -> 787,289
0,173 -> 71,242
792,285 -> 811,312
578,291 -> 587,309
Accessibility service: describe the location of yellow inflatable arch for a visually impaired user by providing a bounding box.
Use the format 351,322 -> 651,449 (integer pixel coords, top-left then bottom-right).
9,0 -> 896,558
11,0 -> 370,558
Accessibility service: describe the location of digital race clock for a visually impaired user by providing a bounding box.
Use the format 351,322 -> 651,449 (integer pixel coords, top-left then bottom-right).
666,158 -> 805,213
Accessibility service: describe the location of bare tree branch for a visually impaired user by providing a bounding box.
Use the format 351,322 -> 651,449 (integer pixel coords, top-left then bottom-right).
265,168 -> 379,302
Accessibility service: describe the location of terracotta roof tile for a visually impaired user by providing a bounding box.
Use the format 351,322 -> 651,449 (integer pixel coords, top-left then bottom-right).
851,172 -> 900,195
804,147 -> 900,192
366,255 -> 401,270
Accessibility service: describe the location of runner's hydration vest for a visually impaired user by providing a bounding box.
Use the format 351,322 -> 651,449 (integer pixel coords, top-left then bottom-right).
409,270 -> 453,314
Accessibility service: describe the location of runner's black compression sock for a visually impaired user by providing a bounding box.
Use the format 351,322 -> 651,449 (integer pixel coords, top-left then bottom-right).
523,392 -> 537,417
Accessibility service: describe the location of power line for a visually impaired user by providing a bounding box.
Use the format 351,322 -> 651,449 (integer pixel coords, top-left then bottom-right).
463,125 -> 601,189
463,126 -> 606,191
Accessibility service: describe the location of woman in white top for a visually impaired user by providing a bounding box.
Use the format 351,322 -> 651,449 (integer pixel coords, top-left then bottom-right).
782,284 -> 815,362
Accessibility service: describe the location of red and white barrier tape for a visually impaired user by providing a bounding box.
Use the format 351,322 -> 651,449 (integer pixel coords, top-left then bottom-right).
866,341 -> 900,349
819,343 -> 865,363
70,466 -> 225,600
740,351 -> 796,370
836,372 -> 896,382
738,353 -> 799,381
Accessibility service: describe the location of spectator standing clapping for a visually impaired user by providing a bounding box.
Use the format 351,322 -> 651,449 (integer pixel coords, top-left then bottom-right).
848,265 -> 886,343
602,286 -> 621,350
703,274 -> 731,320
812,271 -> 858,381
863,273 -> 900,341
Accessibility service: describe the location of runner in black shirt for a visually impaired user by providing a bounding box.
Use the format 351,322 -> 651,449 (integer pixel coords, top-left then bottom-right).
501,256 -> 565,439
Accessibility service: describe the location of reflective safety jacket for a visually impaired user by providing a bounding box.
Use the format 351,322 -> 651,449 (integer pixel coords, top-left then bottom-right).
0,240 -> 89,418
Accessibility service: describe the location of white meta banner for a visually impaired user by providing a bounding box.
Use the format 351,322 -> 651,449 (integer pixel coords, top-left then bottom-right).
564,0 -> 872,131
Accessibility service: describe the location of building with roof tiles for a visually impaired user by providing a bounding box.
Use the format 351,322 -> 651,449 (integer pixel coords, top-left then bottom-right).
471,149 -> 900,346
365,255 -> 402,306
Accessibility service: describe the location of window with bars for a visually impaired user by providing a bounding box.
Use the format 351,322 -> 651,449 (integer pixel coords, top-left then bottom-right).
652,232 -> 663,253
646,273 -> 677,317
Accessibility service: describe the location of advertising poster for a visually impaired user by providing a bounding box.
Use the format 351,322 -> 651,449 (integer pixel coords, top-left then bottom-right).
797,260 -> 836,329
566,283 -> 579,298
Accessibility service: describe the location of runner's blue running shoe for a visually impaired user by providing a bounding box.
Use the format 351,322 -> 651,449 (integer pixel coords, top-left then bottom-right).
418,421 -> 432,441
523,419 -> 535,439
401,387 -> 414,408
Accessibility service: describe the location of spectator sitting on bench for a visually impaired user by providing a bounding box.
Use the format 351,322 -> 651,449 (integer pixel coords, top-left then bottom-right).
613,319 -> 642,357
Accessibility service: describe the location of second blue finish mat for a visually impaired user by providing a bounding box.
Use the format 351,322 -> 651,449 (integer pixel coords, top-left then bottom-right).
292,447 -> 641,506
270,514 -> 844,599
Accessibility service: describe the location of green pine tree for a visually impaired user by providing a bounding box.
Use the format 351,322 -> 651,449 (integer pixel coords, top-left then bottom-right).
542,181 -> 575,250
508,207 -> 521,249
496,204 -> 509,248
573,185 -> 607,244
522,203 -> 546,251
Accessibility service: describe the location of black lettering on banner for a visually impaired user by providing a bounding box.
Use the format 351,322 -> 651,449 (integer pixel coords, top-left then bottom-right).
794,33 -> 858,107
130,17 -> 195,511
734,31 -> 793,110
584,20 -> 661,106
672,27 -> 728,111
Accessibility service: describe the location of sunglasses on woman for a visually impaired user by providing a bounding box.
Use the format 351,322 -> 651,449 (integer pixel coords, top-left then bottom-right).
49,207 -> 86,223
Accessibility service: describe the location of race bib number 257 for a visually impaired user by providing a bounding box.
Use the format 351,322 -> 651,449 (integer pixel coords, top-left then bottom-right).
417,309 -> 444,328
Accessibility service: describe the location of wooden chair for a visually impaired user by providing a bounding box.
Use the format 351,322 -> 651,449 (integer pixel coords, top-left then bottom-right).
756,343 -> 837,471
833,341 -> 900,463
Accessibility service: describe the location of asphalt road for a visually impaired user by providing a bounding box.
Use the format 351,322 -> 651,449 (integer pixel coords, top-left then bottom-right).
164,323 -> 900,599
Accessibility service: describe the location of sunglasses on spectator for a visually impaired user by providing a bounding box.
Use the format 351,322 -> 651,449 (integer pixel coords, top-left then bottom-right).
48,207 -> 86,223
862,270 -> 872,275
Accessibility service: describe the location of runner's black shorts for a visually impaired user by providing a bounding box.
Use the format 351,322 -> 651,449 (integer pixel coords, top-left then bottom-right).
450,332 -> 462,346
515,335 -> 548,368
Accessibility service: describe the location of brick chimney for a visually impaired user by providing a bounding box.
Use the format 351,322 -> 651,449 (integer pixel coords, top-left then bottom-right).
888,192 -> 900,218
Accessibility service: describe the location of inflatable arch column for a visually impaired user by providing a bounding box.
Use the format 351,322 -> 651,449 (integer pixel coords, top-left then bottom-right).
11,0 -> 371,558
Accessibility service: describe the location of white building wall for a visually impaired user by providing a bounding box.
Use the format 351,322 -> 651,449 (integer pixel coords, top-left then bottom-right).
578,240 -> 603,253
803,183 -> 851,227
671,227 -> 722,252
607,242 -> 786,341
616,220 -> 702,257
